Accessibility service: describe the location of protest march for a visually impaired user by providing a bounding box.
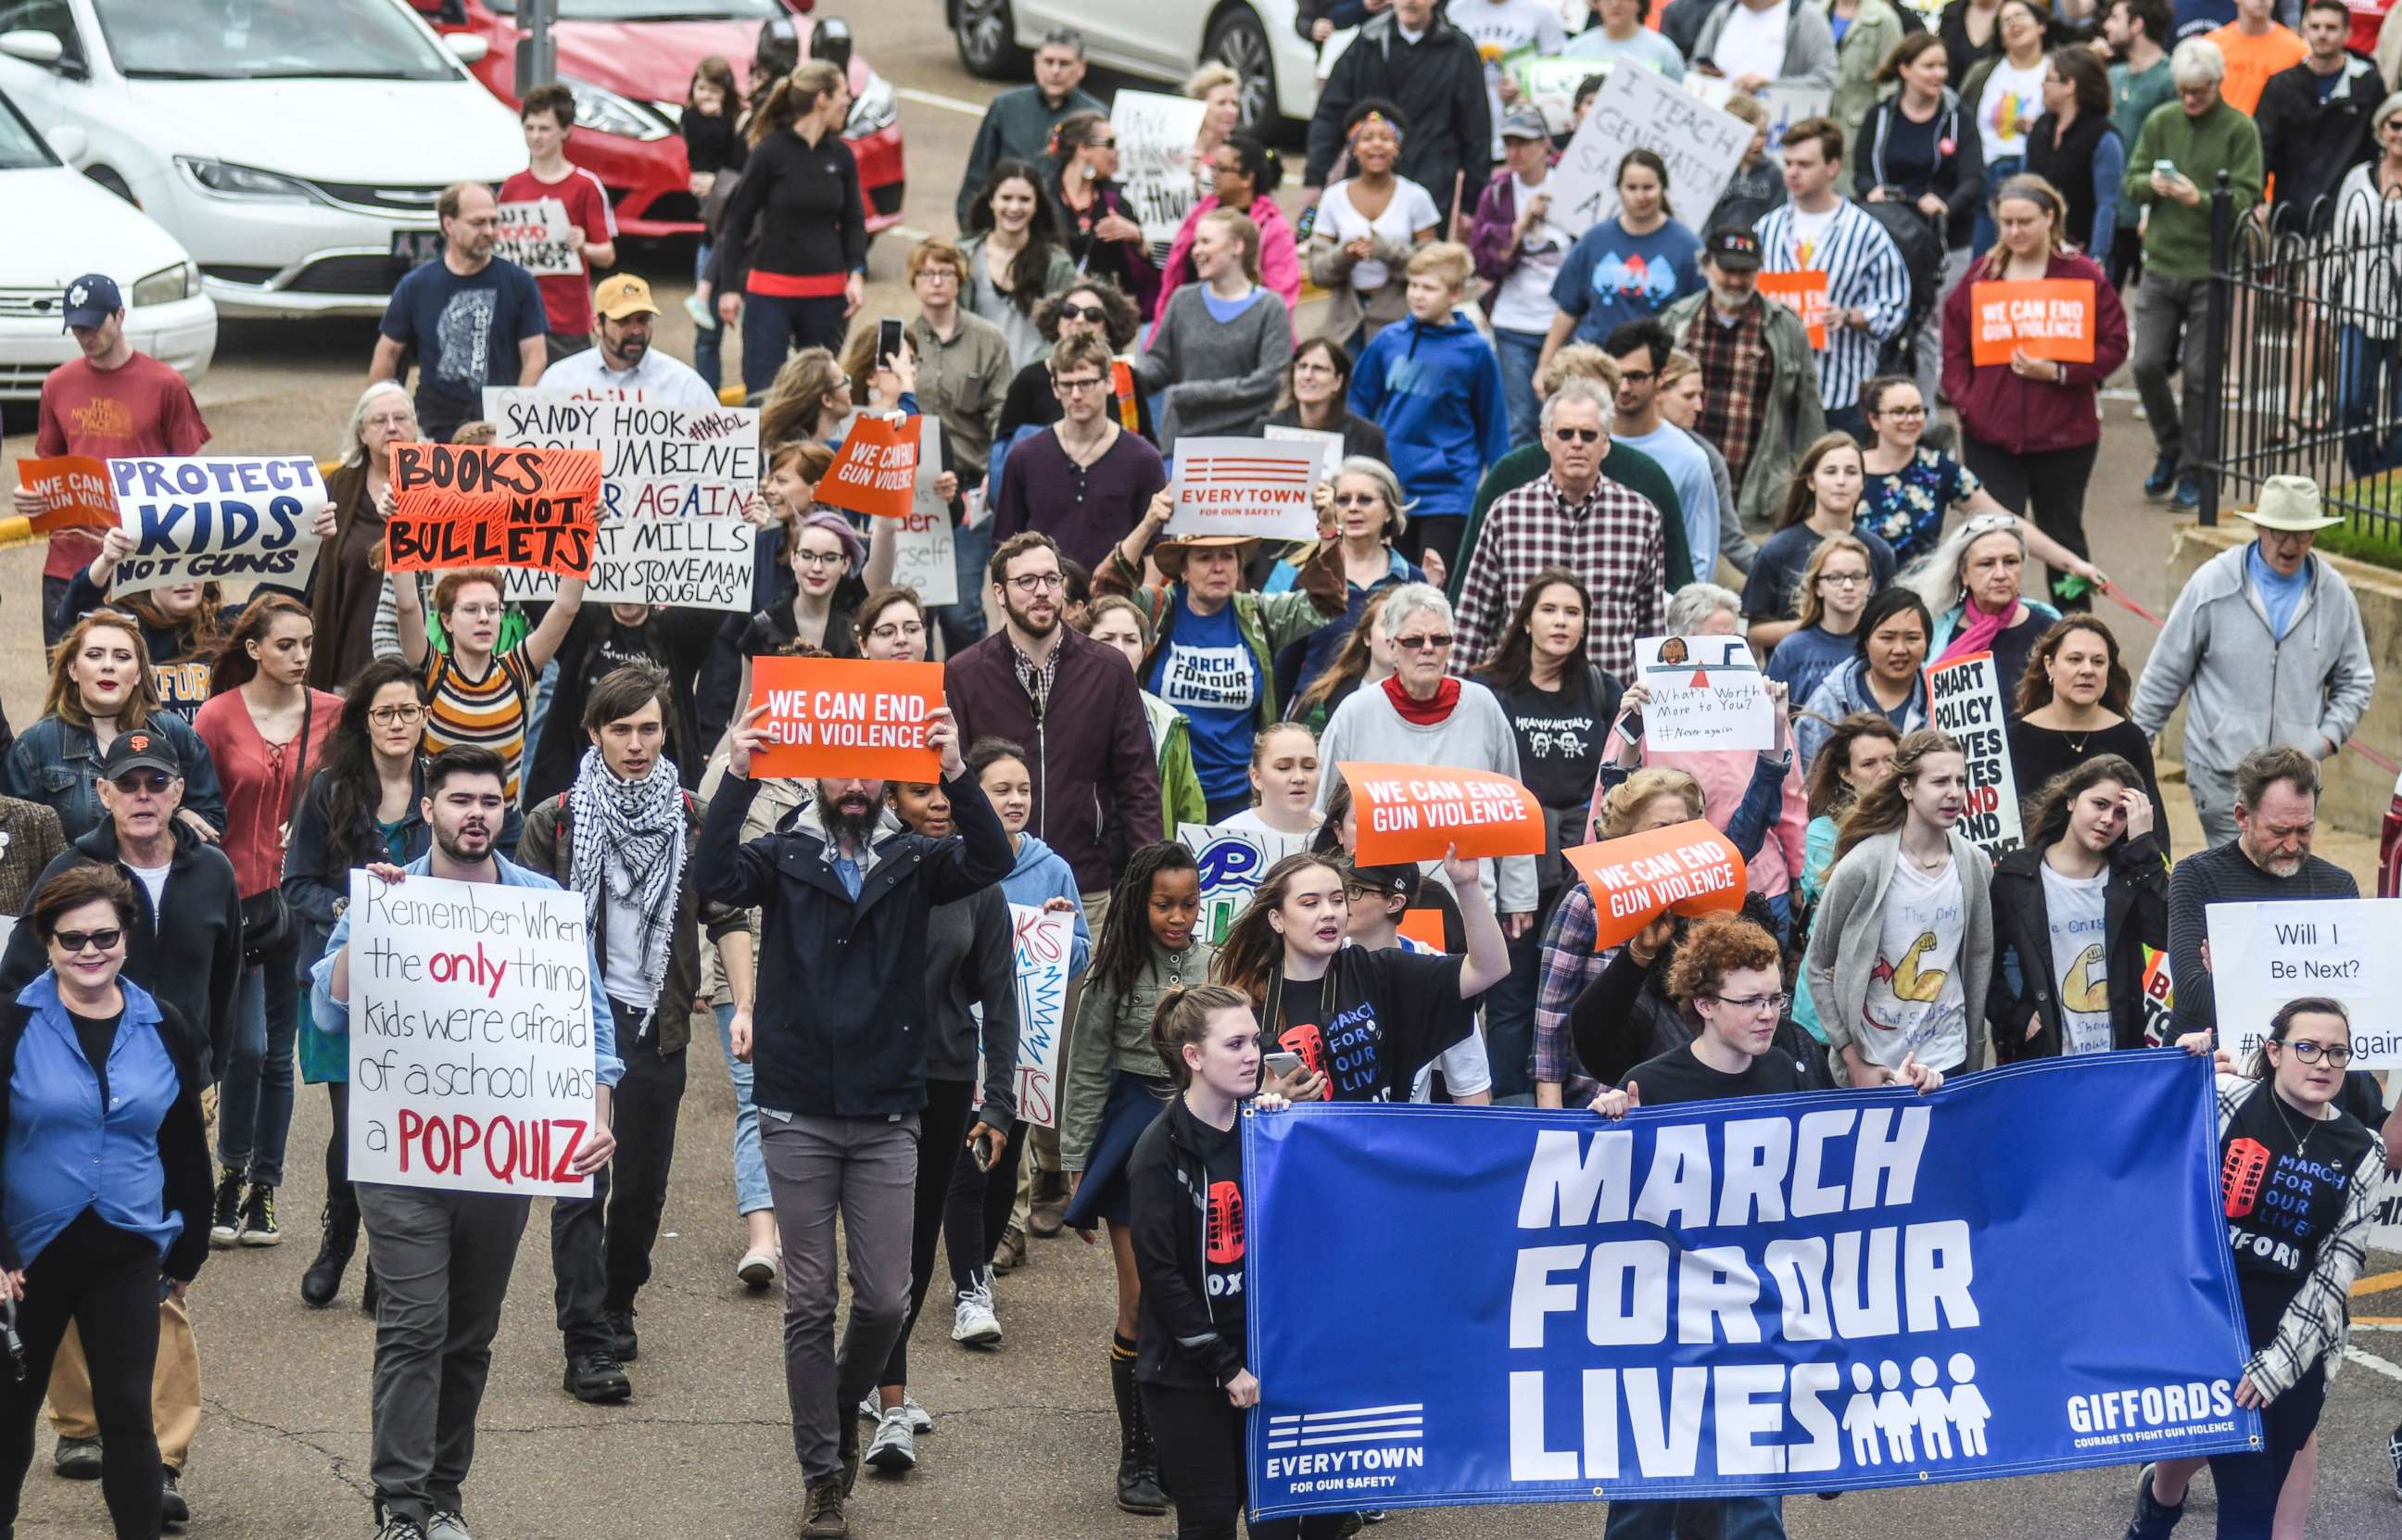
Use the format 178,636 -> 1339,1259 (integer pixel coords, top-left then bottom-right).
5,0 -> 2402,1536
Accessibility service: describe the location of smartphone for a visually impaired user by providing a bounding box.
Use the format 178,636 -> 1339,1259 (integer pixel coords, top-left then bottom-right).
2153,159 -> 2178,180
1263,1051 -> 1304,1080
970,1133 -> 994,1172
876,316 -> 904,364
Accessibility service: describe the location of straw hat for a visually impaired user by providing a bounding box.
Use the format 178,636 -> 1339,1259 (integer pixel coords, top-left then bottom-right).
2231,475 -> 2341,532
1151,532 -> 1259,577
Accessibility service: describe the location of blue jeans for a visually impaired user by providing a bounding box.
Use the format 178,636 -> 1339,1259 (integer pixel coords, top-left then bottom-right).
740,290 -> 849,397
2338,325 -> 2402,477
1604,1498 -> 1785,1540
1482,890 -> 1552,1102
1495,326 -> 1547,448
218,959 -> 300,1185
713,1002 -> 772,1217
939,519 -> 992,654
693,242 -> 724,393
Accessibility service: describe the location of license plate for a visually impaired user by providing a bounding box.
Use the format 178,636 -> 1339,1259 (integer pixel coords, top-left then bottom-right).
389,229 -> 444,270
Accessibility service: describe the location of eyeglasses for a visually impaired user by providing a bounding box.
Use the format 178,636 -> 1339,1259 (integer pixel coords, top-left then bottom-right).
1090,135 -> 1118,148
111,772 -> 172,796
53,928 -> 122,954
1005,572 -> 1066,594
1709,991 -> 1789,1016
1332,491 -> 1384,508
792,549 -> 847,568
1054,374 -> 1106,394
2277,1039 -> 2354,1066
1058,302 -> 1106,323
1878,405 -> 1928,419
1818,571 -> 1873,588
1617,369 -> 1653,386
1394,633 -> 1453,651
1552,426 -> 1602,443
868,619 -> 928,642
1961,512 -> 2019,537
368,704 -> 426,726
915,268 -> 961,284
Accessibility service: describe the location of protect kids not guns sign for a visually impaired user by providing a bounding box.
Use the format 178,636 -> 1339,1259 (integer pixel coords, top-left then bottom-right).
96,456 -> 331,597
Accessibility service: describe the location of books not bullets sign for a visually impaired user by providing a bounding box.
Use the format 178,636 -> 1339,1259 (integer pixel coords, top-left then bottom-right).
1548,64 -> 1751,237
386,442 -> 601,578
484,388 -> 761,611
1167,437 -> 1324,541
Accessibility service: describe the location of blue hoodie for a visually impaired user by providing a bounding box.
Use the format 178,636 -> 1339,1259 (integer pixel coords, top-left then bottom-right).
1347,310 -> 1510,523
1003,832 -> 1093,977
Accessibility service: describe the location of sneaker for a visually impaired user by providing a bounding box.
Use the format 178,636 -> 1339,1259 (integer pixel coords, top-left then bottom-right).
866,1407 -> 917,1472
563,1350 -> 632,1404
603,1305 -> 638,1363
209,1168 -> 244,1247
684,292 -> 714,331
428,1510 -> 473,1540
374,1519 -> 429,1540
237,1183 -> 280,1246
736,1246 -> 777,1291
800,1474 -> 847,1538
2173,475 -> 2203,511
53,1434 -> 100,1480
2388,1423 -> 2400,1501
160,1466 -> 189,1527
2143,453 -> 2179,499
856,1394 -> 932,1433
952,1275 -> 1003,1347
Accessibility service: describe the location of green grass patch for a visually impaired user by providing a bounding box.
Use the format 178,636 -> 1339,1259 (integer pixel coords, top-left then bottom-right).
2306,473 -> 2402,572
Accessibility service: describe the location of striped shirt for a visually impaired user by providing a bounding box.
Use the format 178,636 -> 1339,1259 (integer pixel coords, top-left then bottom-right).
420,645 -> 537,800
1753,198 -> 1910,419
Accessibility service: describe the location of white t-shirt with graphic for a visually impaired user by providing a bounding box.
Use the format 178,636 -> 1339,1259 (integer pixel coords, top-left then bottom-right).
1492,174 -> 1574,334
1978,57 -> 2046,164
1321,177 -> 1444,294
2040,860 -> 2112,1056
1787,201 -> 1839,269
1861,853 -> 1967,1071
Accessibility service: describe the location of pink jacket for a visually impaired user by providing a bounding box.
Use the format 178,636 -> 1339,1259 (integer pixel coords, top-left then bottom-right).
1591,726 -> 1809,900
1156,194 -> 1302,322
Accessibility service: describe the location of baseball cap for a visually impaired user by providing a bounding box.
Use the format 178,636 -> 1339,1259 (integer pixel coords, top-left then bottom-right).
100,729 -> 182,783
593,274 -> 661,321
61,273 -> 121,331
1499,107 -> 1550,143
1341,858 -> 1422,904
1702,227 -> 1763,273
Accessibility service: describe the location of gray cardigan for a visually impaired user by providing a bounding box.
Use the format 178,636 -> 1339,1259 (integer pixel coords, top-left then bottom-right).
1804,827 -> 1994,1079
1133,283 -> 1294,453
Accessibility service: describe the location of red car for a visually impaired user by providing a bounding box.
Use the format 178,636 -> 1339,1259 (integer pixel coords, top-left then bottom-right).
2347,0 -> 2396,56
414,0 -> 904,239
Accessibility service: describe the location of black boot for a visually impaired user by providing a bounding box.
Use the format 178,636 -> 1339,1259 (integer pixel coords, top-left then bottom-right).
360,1264 -> 381,1317
1109,1341 -> 1166,1515
300,1193 -> 357,1307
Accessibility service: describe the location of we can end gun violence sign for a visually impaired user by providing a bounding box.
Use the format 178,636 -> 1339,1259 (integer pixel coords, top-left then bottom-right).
1341,764 -> 1546,866
386,441 -> 601,576
745,656 -> 944,781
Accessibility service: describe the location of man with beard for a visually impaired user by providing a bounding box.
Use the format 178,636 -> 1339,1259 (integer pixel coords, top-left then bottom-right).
697,698 -> 1011,1540
520,665 -> 749,1403
536,275 -> 719,406
945,532 -> 1159,1237
369,182 -> 548,442
313,746 -> 622,1540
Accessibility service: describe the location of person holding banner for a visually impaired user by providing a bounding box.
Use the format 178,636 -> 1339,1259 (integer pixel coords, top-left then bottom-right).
0,865 -> 211,1540
53,538 -> 231,724
1985,752 -> 2167,1059
1905,512 -> 2061,704
1797,587 -> 1936,766
1157,134 -> 1302,322
2122,999 -> 2387,1540
1807,727 -> 1996,1084
395,565 -> 587,839
1939,175 -> 2129,603
1084,599 -> 1208,832
700,688 -> 1009,1540
312,745 -> 622,1540
716,60 -> 868,393
2008,615 -> 2168,839
1046,112 -> 1166,322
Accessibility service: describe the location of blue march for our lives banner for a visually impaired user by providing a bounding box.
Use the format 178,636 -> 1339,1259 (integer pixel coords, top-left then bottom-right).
1242,1052 -> 2259,1518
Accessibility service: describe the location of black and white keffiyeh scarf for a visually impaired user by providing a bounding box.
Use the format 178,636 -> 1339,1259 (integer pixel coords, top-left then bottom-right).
566,745 -> 687,1018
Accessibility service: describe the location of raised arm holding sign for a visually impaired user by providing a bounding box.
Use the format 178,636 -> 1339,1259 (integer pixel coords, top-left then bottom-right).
1341,763 -> 1547,866
386,441 -> 601,577
818,415 -> 923,521
1631,634 -> 1777,751
104,454 -> 333,596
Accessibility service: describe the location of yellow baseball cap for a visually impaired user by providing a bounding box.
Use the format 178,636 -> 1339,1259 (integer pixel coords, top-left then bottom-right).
594,274 -> 661,320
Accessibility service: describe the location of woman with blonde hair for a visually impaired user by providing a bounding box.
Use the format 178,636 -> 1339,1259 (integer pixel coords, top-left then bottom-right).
1766,530 -> 1878,707
716,59 -> 866,392
1183,61 -> 1243,198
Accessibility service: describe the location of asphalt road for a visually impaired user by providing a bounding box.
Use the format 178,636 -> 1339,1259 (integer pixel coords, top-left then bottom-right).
3,6 -> 2399,1537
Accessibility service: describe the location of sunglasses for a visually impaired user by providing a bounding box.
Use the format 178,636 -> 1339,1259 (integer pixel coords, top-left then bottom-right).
1058,302 -> 1107,322
1394,633 -> 1454,651
53,928 -> 122,955
1552,426 -> 1602,443
111,772 -> 172,795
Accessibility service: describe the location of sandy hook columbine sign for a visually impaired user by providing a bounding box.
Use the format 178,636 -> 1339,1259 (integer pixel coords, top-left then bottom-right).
1243,1052 -> 2257,1517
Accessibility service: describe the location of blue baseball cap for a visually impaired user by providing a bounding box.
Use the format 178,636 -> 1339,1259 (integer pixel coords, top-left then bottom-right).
61,273 -> 121,331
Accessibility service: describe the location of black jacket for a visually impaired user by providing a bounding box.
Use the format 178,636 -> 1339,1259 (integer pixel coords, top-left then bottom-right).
1305,10 -> 1491,216
694,765 -> 1013,1119
2024,110 -> 2118,256
523,605 -> 718,809
2256,55 -> 2383,234
1853,90 -> 1986,249
924,884 -> 1021,1129
0,990 -> 210,1281
1986,832 -> 2168,1061
1128,1092 -> 1245,1390
282,760 -> 432,991
0,820 -> 244,1085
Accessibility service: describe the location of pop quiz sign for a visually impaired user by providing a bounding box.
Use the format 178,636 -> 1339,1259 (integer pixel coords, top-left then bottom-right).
1244,1053 -> 2257,1516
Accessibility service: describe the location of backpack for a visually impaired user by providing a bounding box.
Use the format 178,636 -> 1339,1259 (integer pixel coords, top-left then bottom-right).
1858,199 -> 1946,372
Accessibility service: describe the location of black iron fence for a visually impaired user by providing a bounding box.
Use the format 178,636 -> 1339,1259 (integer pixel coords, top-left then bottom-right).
2199,170 -> 2402,535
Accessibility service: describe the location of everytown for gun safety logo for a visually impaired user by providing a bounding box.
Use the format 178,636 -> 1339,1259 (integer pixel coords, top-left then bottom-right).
1266,1404 -> 1426,1496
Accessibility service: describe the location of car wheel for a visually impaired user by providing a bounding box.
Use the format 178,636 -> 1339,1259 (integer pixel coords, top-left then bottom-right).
1204,6 -> 1279,133
954,0 -> 1029,80
84,165 -> 136,206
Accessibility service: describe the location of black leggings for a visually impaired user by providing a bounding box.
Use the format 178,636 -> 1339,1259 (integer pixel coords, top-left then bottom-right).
880,1076 -> 976,1387
1142,1381 -> 1351,1540
324,1079 -> 350,1198
943,1114 -> 1030,1294
0,1211 -> 165,1539
1959,436 -> 2101,612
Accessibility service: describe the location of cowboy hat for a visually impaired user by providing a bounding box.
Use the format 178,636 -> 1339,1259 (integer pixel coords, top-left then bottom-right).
1151,532 -> 1259,577
2231,475 -> 2342,532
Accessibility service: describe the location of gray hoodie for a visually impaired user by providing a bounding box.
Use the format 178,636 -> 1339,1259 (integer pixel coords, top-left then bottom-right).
2129,544 -> 2374,780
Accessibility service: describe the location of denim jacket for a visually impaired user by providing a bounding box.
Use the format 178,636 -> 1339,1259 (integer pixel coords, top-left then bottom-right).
0,713 -> 226,846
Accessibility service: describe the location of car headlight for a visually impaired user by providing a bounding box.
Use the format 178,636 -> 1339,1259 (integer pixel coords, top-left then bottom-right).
846,71 -> 897,137
561,75 -> 671,142
174,157 -> 319,201
130,264 -> 198,307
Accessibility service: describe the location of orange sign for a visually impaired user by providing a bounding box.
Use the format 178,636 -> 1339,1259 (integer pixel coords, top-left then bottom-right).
1340,763 -> 1546,866
1396,908 -> 1449,953
1562,819 -> 1748,951
746,655 -> 945,780
818,415 -> 922,520
1967,280 -> 2096,367
387,442 -> 601,577
9,455 -> 118,536
1758,269 -> 1831,349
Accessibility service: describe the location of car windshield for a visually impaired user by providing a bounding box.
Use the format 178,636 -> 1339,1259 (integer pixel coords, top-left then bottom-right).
0,93 -> 57,170
92,0 -> 458,81
483,0 -> 781,16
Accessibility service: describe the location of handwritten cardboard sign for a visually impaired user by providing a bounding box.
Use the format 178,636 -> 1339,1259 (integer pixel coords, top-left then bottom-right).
1111,88 -> 1209,251
1633,634 -> 1776,751
1179,821 -> 1318,945
1563,820 -> 1749,951
1167,437 -> 1323,541
1923,651 -> 2022,857
1758,269 -> 1830,349
1967,279 -> 2097,367
886,415 -> 959,607
1340,763 -> 1546,866
105,456 -> 329,597
746,655 -> 944,780
1549,63 -> 1751,236
346,870 -> 600,1196
1010,903 -> 1075,1128
2205,900 -> 2402,1069
818,414 -> 922,521
493,197 -> 579,276
387,441 -> 601,577
10,455 -> 117,536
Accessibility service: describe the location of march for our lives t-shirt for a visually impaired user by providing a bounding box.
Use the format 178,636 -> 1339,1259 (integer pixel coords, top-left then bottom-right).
2220,1086 -> 2373,1351
378,259 -> 547,434
1146,598 -> 1260,803
1268,948 -> 1473,1103
2040,861 -> 2112,1055
1551,218 -> 1704,347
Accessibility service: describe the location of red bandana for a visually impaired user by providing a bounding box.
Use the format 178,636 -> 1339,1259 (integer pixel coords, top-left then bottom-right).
1381,674 -> 1460,726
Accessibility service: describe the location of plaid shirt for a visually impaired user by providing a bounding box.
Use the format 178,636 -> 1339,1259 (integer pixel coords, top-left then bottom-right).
1010,636 -> 1060,713
1455,472 -> 1664,681
1681,297 -> 1775,493
1533,881 -> 1612,1101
